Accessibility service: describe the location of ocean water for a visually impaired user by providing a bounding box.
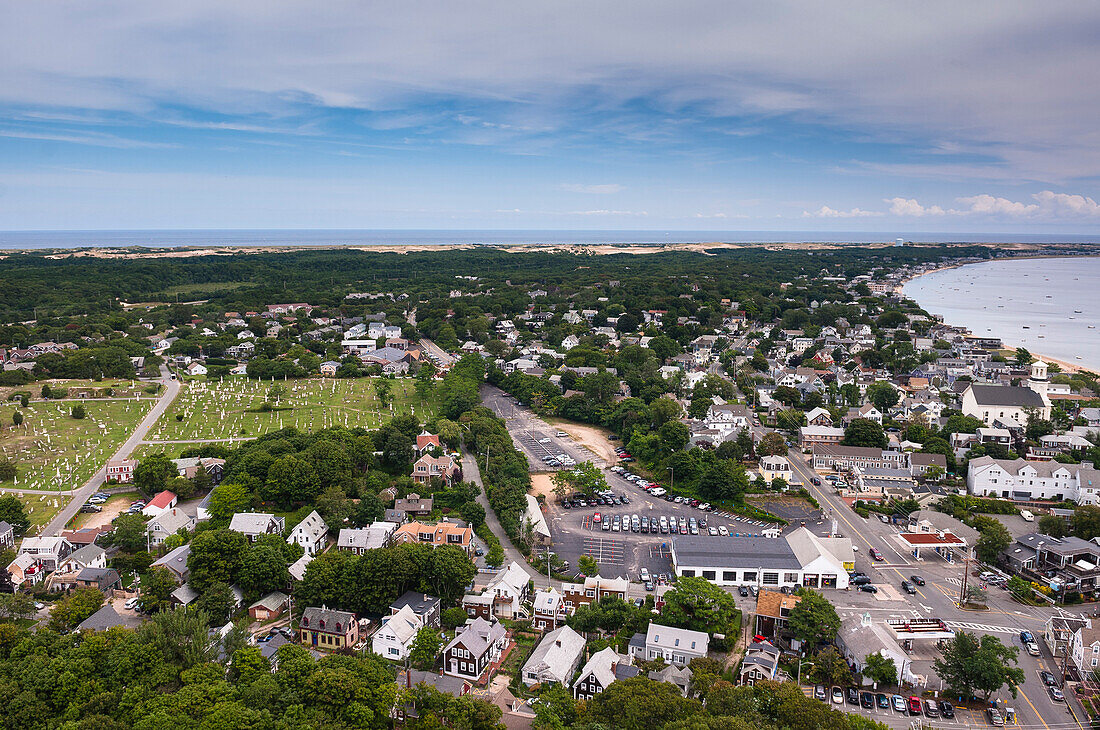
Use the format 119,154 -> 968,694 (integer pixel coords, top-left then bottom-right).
903,257 -> 1100,372
0,229 -> 1098,250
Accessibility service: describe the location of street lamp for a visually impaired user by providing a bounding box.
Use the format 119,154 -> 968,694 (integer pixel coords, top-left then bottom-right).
797,657 -> 814,686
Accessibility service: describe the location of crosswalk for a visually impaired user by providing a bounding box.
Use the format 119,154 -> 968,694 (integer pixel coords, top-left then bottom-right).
945,577 -> 962,587
945,620 -> 1018,635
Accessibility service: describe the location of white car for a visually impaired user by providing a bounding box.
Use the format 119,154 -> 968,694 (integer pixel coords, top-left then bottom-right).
718,526 -> 729,536
640,568 -> 651,581
125,597 -> 141,611
1026,642 -> 1040,656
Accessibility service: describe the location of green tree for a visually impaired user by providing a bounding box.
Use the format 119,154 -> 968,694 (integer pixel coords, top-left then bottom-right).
660,575 -> 738,634
866,382 -> 900,415
650,397 -> 683,427
442,607 -> 468,629
425,545 -> 478,604
410,625 -> 442,670
757,432 -> 787,456
788,589 -> 841,650
974,518 -> 1012,564
933,631 -> 1025,699
139,565 -> 179,614
1014,348 -> 1033,367
0,458 -> 16,482
659,420 -> 690,452
111,513 -> 149,553
697,459 -> 749,501
552,461 -> 608,498
49,586 -> 105,631
134,453 -> 177,495
208,481 -> 253,522
70,403 -> 86,419
842,419 -> 887,449
578,555 -> 599,577
584,675 -> 701,730
238,544 -> 291,599
459,500 -> 485,529
0,592 -> 36,620
197,580 -> 237,624
188,528 -> 248,591
11,411 -> 22,428
862,651 -> 897,687
1038,514 -> 1068,538
812,645 -> 852,686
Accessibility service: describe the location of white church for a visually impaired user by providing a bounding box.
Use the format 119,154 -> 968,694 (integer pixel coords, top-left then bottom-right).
961,360 -> 1052,427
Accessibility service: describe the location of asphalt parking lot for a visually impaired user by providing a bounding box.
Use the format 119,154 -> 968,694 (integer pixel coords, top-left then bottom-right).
747,495 -> 824,525
811,690 -> 1003,729
545,467 -> 793,580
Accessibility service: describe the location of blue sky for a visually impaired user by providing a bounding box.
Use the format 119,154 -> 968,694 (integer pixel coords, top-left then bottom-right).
1,1 -> 1099,232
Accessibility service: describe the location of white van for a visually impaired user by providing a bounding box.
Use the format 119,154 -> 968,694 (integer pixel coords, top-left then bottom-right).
1020,510 -> 1034,522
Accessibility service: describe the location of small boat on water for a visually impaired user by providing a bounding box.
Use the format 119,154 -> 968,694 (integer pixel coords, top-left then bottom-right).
1075,310 -> 1083,313
1022,326 -> 1029,329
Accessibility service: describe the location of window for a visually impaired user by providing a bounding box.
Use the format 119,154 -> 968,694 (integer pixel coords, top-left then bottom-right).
723,571 -> 737,582
682,570 -> 696,577
762,572 -> 779,585
783,572 -> 799,583
702,570 -> 716,580
743,571 -> 758,582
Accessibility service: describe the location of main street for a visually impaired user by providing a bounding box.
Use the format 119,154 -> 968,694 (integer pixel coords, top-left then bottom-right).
786,445 -> 1085,729
39,365 -> 182,536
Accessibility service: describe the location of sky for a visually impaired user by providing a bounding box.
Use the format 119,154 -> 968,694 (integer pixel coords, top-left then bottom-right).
1,1 -> 1099,233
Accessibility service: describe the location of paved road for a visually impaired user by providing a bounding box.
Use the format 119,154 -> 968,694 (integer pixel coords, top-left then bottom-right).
784,446 -> 1083,730
40,366 -> 182,536
419,338 -> 455,367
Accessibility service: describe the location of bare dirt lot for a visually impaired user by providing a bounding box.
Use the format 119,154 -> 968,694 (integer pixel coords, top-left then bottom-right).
72,492 -> 139,530
530,473 -> 556,499
548,421 -> 618,463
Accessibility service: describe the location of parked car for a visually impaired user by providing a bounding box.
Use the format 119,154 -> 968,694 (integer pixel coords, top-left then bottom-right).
832,687 -> 844,705
907,696 -> 923,715
1039,670 -> 1057,686
846,687 -> 859,705
124,597 -> 141,611
876,693 -> 889,709
811,477 -> 821,486
850,575 -> 872,586
923,700 -> 939,718
738,586 -> 749,597
892,695 -> 906,713
1049,687 -> 1065,702
860,691 -> 874,709
987,708 -> 1005,726
859,584 -> 878,593
592,512 -> 602,523
815,685 -> 827,701
1026,641 -> 1040,656
910,575 -> 925,586
939,701 -> 954,718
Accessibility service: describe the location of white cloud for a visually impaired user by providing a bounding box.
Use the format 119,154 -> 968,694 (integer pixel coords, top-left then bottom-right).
566,209 -> 648,216
560,183 -> 624,194
885,197 -> 948,217
693,212 -> 728,218
802,205 -> 881,218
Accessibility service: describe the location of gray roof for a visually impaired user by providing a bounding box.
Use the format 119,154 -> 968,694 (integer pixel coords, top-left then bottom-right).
301,606 -> 356,632
76,567 -> 119,585
249,591 -> 289,612
445,616 -> 506,658
152,544 -> 191,580
522,625 -> 586,683
172,583 -> 199,605
77,604 -> 127,632
1016,533 -> 1100,558
402,669 -> 470,698
259,633 -> 291,661
0,521 -> 13,535
673,534 -> 800,570
228,512 -> 283,535
967,384 -> 1046,407
67,544 -> 106,567
391,591 -> 441,616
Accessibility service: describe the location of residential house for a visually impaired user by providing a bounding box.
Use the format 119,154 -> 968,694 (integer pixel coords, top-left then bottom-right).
634,623 -> 709,666
531,588 -> 569,631
739,641 -> 782,685
415,431 -> 442,455
172,457 -> 226,484
522,625 -> 586,687
106,459 -> 137,483
58,544 -> 107,573
74,567 -> 121,595
152,544 -> 191,584
1071,622 -> 1100,678
754,590 -> 803,647
390,591 -> 442,629
337,522 -> 397,554
1007,533 -> 1100,593
844,403 -> 883,425
463,561 -> 530,620
649,664 -> 693,697
442,617 -> 508,681
319,361 -> 339,377
836,613 -> 913,686
373,604 -> 424,660
228,513 -> 286,542
142,490 -> 178,518
805,407 -> 834,426
17,536 -> 73,571
249,591 -> 290,620
758,455 -> 798,487
1046,614 -> 1089,660
6,553 -> 45,587
412,454 -> 460,486
393,520 -> 474,554
573,647 -> 638,700
560,575 -> 628,612
287,510 -> 328,556
394,493 -> 434,517
76,604 -> 130,633
147,507 -> 195,547
300,606 -> 359,651
798,425 -> 845,450
0,521 -> 14,551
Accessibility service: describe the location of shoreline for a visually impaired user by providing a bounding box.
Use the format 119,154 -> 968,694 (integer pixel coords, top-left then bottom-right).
902,256 -> 1100,375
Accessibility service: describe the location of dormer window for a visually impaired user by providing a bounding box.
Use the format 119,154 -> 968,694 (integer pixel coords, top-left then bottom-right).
319,619 -> 326,630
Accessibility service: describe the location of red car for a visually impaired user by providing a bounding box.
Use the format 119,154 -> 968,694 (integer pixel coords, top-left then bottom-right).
593,512 -> 602,523
869,547 -> 884,561
907,696 -> 923,715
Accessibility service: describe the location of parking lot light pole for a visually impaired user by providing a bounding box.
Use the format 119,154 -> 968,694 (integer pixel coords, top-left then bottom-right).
667,466 -> 674,491
797,656 -> 814,686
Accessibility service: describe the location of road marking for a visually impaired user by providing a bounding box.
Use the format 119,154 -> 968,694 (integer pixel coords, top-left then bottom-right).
1015,685 -> 1049,730
945,621 -> 1018,634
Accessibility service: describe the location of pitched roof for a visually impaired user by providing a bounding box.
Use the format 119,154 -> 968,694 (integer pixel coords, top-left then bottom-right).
77,604 -> 127,632
301,606 -> 357,632
445,617 -> 506,658
575,646 -> 626,689
967,384 -> 1046,407
146,490 -> 177,509
523,625 -> 586,682
646,623 -> 709,654
754,589 -> 802,619
249,590 -> 289,612
379,604 -> 423,644
152,544 -> 191,579
228,512 -> 281,534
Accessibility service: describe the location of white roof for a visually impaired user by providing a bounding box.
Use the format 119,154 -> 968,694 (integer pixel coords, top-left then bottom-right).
228,512 -> 278,535
524,495 -> 551,538
379,604 -> 423,644
523,625 -> 586,682
290,510 -> 328,537
574,646 -> 623,689
646,623 -> 709,653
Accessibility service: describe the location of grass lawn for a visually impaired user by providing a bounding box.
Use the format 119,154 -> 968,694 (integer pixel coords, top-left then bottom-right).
0,398 -> 155,492
19,493 -> 69,531
144,376 -> 440,443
